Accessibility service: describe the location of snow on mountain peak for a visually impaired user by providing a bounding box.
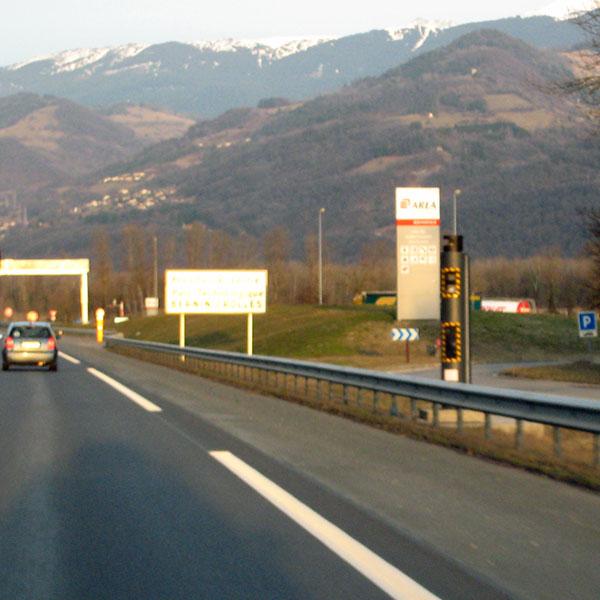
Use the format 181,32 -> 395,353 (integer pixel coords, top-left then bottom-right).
386,20 -> 452,50
523,0 -> 596,19
268,37 -> 333,59
7,43 -> 149,73
192,36 -> 331,60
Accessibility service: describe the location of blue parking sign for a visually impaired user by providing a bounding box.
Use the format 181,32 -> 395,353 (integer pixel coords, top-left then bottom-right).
578,311 -> 598,338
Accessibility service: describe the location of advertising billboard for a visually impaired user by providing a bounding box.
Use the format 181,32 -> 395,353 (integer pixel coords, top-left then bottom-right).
480,299 -> 536,314
395,188 -> 441,320
165,270 -> 268,315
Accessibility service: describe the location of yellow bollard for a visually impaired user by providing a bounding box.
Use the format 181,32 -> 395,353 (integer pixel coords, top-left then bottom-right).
95,308 -> 105,344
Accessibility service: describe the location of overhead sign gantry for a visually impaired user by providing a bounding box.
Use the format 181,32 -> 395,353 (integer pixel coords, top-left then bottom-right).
0,258 -> 90,324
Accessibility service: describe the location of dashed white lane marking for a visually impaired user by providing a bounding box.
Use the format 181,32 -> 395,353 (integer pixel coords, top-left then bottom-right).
210,451 -> 440,600
59,351 -> 81,365
87,368 -> 162,413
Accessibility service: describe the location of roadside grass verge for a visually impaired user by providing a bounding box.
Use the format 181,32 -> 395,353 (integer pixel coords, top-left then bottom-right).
108,343 -> 600,491
115,305 -> 599,368
471,311 -> 600,362
503,361 -> 600,385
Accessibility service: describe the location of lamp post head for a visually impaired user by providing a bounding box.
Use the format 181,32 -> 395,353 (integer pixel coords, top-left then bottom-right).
320,207 -> 326,214
453,189 -> 462,199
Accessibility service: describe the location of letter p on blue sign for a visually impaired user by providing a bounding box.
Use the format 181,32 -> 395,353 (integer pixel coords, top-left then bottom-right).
578,311 -> 598,338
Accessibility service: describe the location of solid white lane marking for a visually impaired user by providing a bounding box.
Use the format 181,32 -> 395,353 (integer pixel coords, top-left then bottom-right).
210,451 -> 440,600
87,368 -> 162,413
59,351 -> 81,365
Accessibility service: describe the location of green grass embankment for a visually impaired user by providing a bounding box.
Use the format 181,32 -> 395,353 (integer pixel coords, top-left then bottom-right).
115,305 -> 600,369
503,361 -> 600,385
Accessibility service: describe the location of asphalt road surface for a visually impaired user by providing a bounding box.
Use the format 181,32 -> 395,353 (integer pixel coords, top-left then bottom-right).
0,336 -> 598,600
396,361 -> 600,400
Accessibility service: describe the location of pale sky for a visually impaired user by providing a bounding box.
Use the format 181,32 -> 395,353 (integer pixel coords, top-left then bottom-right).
0,0 -> 591,66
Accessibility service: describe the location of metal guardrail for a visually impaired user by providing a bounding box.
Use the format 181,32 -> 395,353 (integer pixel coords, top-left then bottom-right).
104,336 -> 600,446
60,326 -> 119,337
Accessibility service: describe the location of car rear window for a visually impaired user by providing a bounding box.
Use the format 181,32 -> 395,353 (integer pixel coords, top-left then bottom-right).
10,326 -> 52,339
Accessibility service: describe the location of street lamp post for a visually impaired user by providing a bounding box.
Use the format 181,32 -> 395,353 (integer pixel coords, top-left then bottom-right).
452,189 -> 462,236
318,208 -> 325,305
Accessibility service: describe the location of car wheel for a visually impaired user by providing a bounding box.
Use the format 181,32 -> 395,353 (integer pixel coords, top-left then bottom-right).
2,362 -> 9,371
49,362 -> 58,372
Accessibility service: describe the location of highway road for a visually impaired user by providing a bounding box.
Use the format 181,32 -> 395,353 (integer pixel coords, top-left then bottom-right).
0,336 -> 598,599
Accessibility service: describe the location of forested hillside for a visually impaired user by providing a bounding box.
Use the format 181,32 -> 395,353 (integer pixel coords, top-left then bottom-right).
3,30 -> 597,261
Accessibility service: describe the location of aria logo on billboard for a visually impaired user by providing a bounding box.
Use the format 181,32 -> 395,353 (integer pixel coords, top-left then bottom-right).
398,198 -> 439,211
395,187 -> 441,225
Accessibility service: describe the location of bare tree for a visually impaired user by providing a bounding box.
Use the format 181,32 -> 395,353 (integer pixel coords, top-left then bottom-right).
185,222 -> 207,268
122,224 -> 149,313
264,226 -> 292,303
559,5 -> 600,306
560,4 -> 600,119
584,208 -> 600,306
301,233 -> 319,303
91,228 -> 113,308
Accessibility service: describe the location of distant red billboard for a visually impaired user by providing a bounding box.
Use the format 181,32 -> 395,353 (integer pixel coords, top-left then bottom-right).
480,299 -> 536,314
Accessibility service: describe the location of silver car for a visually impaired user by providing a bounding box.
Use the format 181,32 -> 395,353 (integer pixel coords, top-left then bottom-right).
1,321 -> 60,371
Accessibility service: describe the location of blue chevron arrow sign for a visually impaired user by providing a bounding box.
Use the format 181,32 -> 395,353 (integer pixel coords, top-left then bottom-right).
391,328 -> 420,342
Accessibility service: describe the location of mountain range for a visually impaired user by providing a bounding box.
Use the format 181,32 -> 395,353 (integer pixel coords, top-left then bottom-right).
0,94 -> 194,190
3,29 -> 596,262
0,15 -> 587,117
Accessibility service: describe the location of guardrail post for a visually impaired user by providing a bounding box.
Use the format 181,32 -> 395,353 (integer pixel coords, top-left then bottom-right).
328,381 -> 333,403
593,434 -> 599,468
515,419 -> 523,449
484,413 -> 492,441
457,408 -> 463,433
342,384 -> 348,405
317,379 -> 322,402
373,390 -> 379,414
553,427 -> 562,459
410,399 -> 417,420
432,403 -> 440,427
390,396 -> 398,417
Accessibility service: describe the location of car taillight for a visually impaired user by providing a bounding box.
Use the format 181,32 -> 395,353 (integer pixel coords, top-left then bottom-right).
4,336 -> 14,350
47,337 -> 56,351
